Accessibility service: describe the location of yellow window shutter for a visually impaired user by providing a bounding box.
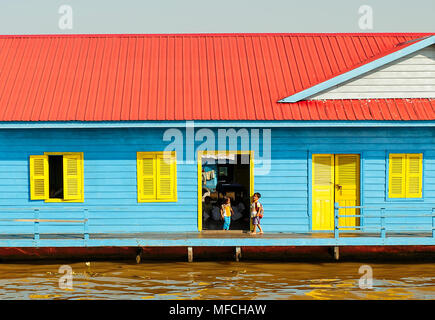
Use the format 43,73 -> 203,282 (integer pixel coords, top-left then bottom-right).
63,153 -> 83,201
156,153 -> 176,200
389,154 -> 406,198
137,153 -> 156,201
29,155 -> 49,200
406,154 -> 422,198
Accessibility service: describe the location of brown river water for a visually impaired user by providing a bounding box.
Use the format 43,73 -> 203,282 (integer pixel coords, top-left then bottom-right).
0,260 -> 433,300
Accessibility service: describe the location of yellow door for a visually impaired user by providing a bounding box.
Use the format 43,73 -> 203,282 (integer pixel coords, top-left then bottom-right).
312,154 -> 335,230
334,154 -> 360,230
312,154 -> 360,231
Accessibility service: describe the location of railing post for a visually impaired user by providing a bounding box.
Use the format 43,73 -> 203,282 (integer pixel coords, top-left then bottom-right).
380,208 -> 386,239
334,202 -> 339,239
33,209 -> 39,247
432,208 -> 435,238
83,208 -> 89,245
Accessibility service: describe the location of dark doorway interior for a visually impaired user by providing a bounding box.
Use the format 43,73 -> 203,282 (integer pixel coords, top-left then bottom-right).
48,155 -> 64,199
201,154 -> 251,231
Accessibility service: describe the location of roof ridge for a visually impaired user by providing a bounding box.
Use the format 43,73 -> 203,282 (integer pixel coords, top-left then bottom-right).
0,32 -> 433,39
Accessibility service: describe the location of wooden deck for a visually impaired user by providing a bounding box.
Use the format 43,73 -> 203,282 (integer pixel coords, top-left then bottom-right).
0,231 -> 433,247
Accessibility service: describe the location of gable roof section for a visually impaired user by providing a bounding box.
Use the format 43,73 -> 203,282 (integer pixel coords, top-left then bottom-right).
279,35 -> 435,102
0,33 -> 433,122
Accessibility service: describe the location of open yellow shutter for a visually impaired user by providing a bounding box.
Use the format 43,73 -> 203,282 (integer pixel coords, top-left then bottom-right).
406,154 -> 422,198
156,153 -> 175,200
389,154 -> 406,198
63,153 -> 83,200
312,154 -> 334,230
29,155 -> 49,200
137,153 -> 156,201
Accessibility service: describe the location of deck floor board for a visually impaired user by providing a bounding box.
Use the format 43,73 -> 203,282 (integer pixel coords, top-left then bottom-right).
0,231 -> 432,240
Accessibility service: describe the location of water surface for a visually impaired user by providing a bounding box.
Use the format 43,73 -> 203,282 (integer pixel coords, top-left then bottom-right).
0,261 -> 433,300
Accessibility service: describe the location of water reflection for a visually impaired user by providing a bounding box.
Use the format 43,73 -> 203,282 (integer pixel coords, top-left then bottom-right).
0,261 -> 433,300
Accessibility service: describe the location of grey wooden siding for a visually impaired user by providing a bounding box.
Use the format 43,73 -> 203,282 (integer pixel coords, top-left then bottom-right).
311,45 -> 435,99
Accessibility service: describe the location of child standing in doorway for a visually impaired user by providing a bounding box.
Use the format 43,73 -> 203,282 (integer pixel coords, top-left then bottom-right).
251,192 -> 264,234
220,197 -> 234,230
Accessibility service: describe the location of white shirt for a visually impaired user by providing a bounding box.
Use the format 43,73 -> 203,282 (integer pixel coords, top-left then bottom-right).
251,201 -> 262,218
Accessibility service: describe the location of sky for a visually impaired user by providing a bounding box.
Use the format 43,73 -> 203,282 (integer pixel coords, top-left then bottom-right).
0,0 -> 434,34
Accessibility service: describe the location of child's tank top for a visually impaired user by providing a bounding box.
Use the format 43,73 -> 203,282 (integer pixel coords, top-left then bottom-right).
222,204 -> 231,217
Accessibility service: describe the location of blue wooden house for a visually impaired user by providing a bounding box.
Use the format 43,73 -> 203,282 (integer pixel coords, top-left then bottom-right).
0,33 -> 434,259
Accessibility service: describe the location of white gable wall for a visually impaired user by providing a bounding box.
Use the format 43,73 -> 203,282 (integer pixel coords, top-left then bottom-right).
310,44 -> 435,99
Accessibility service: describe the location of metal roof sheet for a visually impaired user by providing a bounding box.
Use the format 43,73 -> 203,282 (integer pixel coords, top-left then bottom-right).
0,33 -> 433,121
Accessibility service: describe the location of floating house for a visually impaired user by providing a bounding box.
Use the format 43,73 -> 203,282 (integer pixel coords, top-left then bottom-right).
0,33 -> 434,260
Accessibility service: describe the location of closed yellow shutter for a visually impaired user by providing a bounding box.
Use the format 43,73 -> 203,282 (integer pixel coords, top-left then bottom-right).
406,154 -> 422,198
157,153 -> 175,200
389,154 -> 406,198
312,154 -> 334,230
137,152 -> 177,202
63,153 -> 83,201
29,155 -> 49,200
137,153 -> 157,201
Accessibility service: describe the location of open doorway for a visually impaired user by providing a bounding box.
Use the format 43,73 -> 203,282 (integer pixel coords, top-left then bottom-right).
199,152 -> 252,231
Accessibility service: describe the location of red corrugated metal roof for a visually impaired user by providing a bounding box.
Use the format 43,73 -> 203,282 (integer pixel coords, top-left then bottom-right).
0,33 -> 434,121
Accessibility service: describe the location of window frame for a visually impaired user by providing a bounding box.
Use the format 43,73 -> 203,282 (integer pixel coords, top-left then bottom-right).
136,151 -> 177,203
29,152 -> 84,203
386,152 -> 424,201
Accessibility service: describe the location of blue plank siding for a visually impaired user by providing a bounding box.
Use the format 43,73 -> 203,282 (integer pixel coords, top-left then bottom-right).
0,128 -> 197,234
0,126 -> 434,237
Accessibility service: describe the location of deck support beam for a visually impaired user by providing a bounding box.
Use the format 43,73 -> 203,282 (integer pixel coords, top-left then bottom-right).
136,247 -> 143,264
333,246 -> 339,261
235,247 -> 242,262
187,246 -> 193,262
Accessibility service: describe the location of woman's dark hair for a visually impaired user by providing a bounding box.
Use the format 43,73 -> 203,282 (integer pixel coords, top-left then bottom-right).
254,192 -> 261,198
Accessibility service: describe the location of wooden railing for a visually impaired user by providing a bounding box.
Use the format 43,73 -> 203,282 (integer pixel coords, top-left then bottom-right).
334,202 -> 435,239
0,205 -> 433,247
0,207 -> 89,246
